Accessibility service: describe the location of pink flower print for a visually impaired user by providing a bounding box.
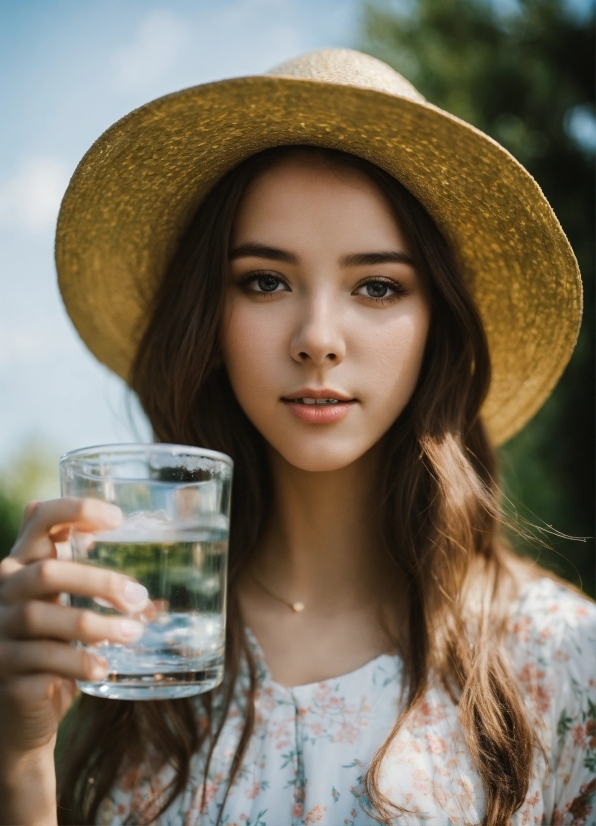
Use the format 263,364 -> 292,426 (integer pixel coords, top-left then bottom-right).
517,663 -> 551,712
119,766 -> 144,792
310,722 -> 324,736
193,780 -> 219,811
518,663 -> 546,685
293,802 -> 304,818
305,805 -> 327,824
337,722 -> 359,744
424,735 -> 448,755
246,782 -> 261,800
314,684 -> 332,704
455,775 -> 475,809
539,627 -> 551,641
411,699 -> 447,728
576,605 -> 589,618
573,724 -> 586,747
270,719 -> 291,748
512,616 -> 532,642
536,684 -> 551,712
412,768 -> 432,795
432,783 -> 449,809
586,719 -> 596,749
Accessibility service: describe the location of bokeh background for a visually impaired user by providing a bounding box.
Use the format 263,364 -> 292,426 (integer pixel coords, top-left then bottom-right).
0,0 -> 594,596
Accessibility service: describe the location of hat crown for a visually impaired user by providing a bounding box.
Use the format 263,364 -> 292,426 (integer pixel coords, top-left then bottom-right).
267,47 -> 425,104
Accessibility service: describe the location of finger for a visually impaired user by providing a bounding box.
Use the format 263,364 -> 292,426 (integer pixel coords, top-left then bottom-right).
0,639 -> 108,682
0,601 -> 145,645
0,673 -> 76,712
0,556 -> 24,580
0,559 -> 148,613
0,672 -> 58,709
15,500 -> 40,541
11,498 -> 122,562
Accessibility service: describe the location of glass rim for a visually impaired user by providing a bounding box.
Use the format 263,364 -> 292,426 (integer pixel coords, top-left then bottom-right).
59,442 -> 234,469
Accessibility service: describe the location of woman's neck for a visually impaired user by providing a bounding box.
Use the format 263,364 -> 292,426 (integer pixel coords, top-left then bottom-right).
252,442 -> 393,611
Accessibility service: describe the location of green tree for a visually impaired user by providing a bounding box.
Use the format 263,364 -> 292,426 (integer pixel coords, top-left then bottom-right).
0,489 -> 23,557
0,442 -> 60,559
359,0 -> 595,595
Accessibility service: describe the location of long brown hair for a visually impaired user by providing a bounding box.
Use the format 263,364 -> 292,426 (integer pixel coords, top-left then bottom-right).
58,146 -> 540,826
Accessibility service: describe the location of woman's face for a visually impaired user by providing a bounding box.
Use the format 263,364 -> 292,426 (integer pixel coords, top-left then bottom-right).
222,158 -> 431,473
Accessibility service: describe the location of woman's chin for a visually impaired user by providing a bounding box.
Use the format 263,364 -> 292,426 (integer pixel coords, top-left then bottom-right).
271,438 -> 374,473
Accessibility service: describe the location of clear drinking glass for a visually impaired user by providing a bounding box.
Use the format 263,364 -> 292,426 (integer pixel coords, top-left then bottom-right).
60,443 -> 233,700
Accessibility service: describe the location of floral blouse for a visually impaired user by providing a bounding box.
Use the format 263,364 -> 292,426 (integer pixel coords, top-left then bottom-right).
99,578 -> 596,826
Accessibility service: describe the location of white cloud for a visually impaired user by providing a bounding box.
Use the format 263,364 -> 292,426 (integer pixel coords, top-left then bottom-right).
0,332 -> 48,368
110,9 -> 190,92
0,157 -> 70,233
0,328 -> 74,368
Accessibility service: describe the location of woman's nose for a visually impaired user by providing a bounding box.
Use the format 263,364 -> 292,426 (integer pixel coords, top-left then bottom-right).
289,296 -> 346,366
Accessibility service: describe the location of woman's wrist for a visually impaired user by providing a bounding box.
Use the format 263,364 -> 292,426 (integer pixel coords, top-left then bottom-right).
0,745 -> 57,826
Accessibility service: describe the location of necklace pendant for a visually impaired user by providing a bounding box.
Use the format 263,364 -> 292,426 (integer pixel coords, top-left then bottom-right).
291,601 -> 305,613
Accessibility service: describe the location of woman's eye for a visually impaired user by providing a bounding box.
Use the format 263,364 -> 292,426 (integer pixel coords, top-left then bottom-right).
246,274 -> 288,293
354,280 -> 403,300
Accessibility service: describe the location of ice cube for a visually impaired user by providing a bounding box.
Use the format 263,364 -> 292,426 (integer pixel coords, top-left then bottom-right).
95,510 -> 175,542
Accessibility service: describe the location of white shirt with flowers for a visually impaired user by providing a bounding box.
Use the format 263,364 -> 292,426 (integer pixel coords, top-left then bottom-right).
98,577 -> 596,826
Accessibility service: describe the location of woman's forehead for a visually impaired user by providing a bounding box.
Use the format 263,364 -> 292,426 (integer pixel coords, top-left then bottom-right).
232,159 -> 409,253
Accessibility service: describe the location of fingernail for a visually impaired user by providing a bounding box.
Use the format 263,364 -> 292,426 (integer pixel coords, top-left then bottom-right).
123,581 -> 148,604
119,619 -> 145,639
91,657 -> 108,680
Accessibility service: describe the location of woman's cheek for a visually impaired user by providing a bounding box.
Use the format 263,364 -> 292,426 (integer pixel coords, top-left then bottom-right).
359,305 -> 430,425
222,302 -> 286,417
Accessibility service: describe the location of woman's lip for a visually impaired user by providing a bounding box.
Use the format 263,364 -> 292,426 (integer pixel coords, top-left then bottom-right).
282,399 -> 356,424
282,389 -> 354,402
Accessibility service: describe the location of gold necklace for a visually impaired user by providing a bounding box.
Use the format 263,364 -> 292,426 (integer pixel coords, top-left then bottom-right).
249,571 -> 305,613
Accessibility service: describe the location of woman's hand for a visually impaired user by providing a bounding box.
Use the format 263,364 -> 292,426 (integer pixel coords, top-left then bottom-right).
0,497 -> 147,825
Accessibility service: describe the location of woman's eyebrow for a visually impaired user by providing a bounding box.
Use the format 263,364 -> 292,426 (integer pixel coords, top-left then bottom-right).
340,251 -> 415,267
229,242 -> 298,264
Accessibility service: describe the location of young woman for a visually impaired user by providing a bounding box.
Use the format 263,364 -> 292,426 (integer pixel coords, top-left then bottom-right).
0,49 -> 594,826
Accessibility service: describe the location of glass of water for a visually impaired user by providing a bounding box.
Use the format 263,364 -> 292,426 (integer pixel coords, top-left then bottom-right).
60,443 -> 232,700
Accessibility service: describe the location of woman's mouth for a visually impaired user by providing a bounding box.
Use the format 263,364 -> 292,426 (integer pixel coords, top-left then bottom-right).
281,391 -> 357,423
291,397 -> 340,405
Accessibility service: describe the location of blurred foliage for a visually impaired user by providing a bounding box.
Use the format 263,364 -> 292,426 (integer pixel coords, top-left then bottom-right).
0,441 -> 61,559
0,487 -> 22,557
360,0 -> 595,595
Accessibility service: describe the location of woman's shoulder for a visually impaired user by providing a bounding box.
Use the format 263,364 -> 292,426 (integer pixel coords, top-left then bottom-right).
506,574 -> 595,724
505,577 -> 596,822
509,574 -> 596,653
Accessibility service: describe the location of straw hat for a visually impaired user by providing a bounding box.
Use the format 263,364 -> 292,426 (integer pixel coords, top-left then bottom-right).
55,48 -> 582,446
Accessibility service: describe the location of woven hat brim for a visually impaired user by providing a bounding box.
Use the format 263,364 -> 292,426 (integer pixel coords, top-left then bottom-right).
55,75 -> 582,446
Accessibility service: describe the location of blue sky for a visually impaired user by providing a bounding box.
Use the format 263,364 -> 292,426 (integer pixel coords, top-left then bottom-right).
0,0 -> 359,479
